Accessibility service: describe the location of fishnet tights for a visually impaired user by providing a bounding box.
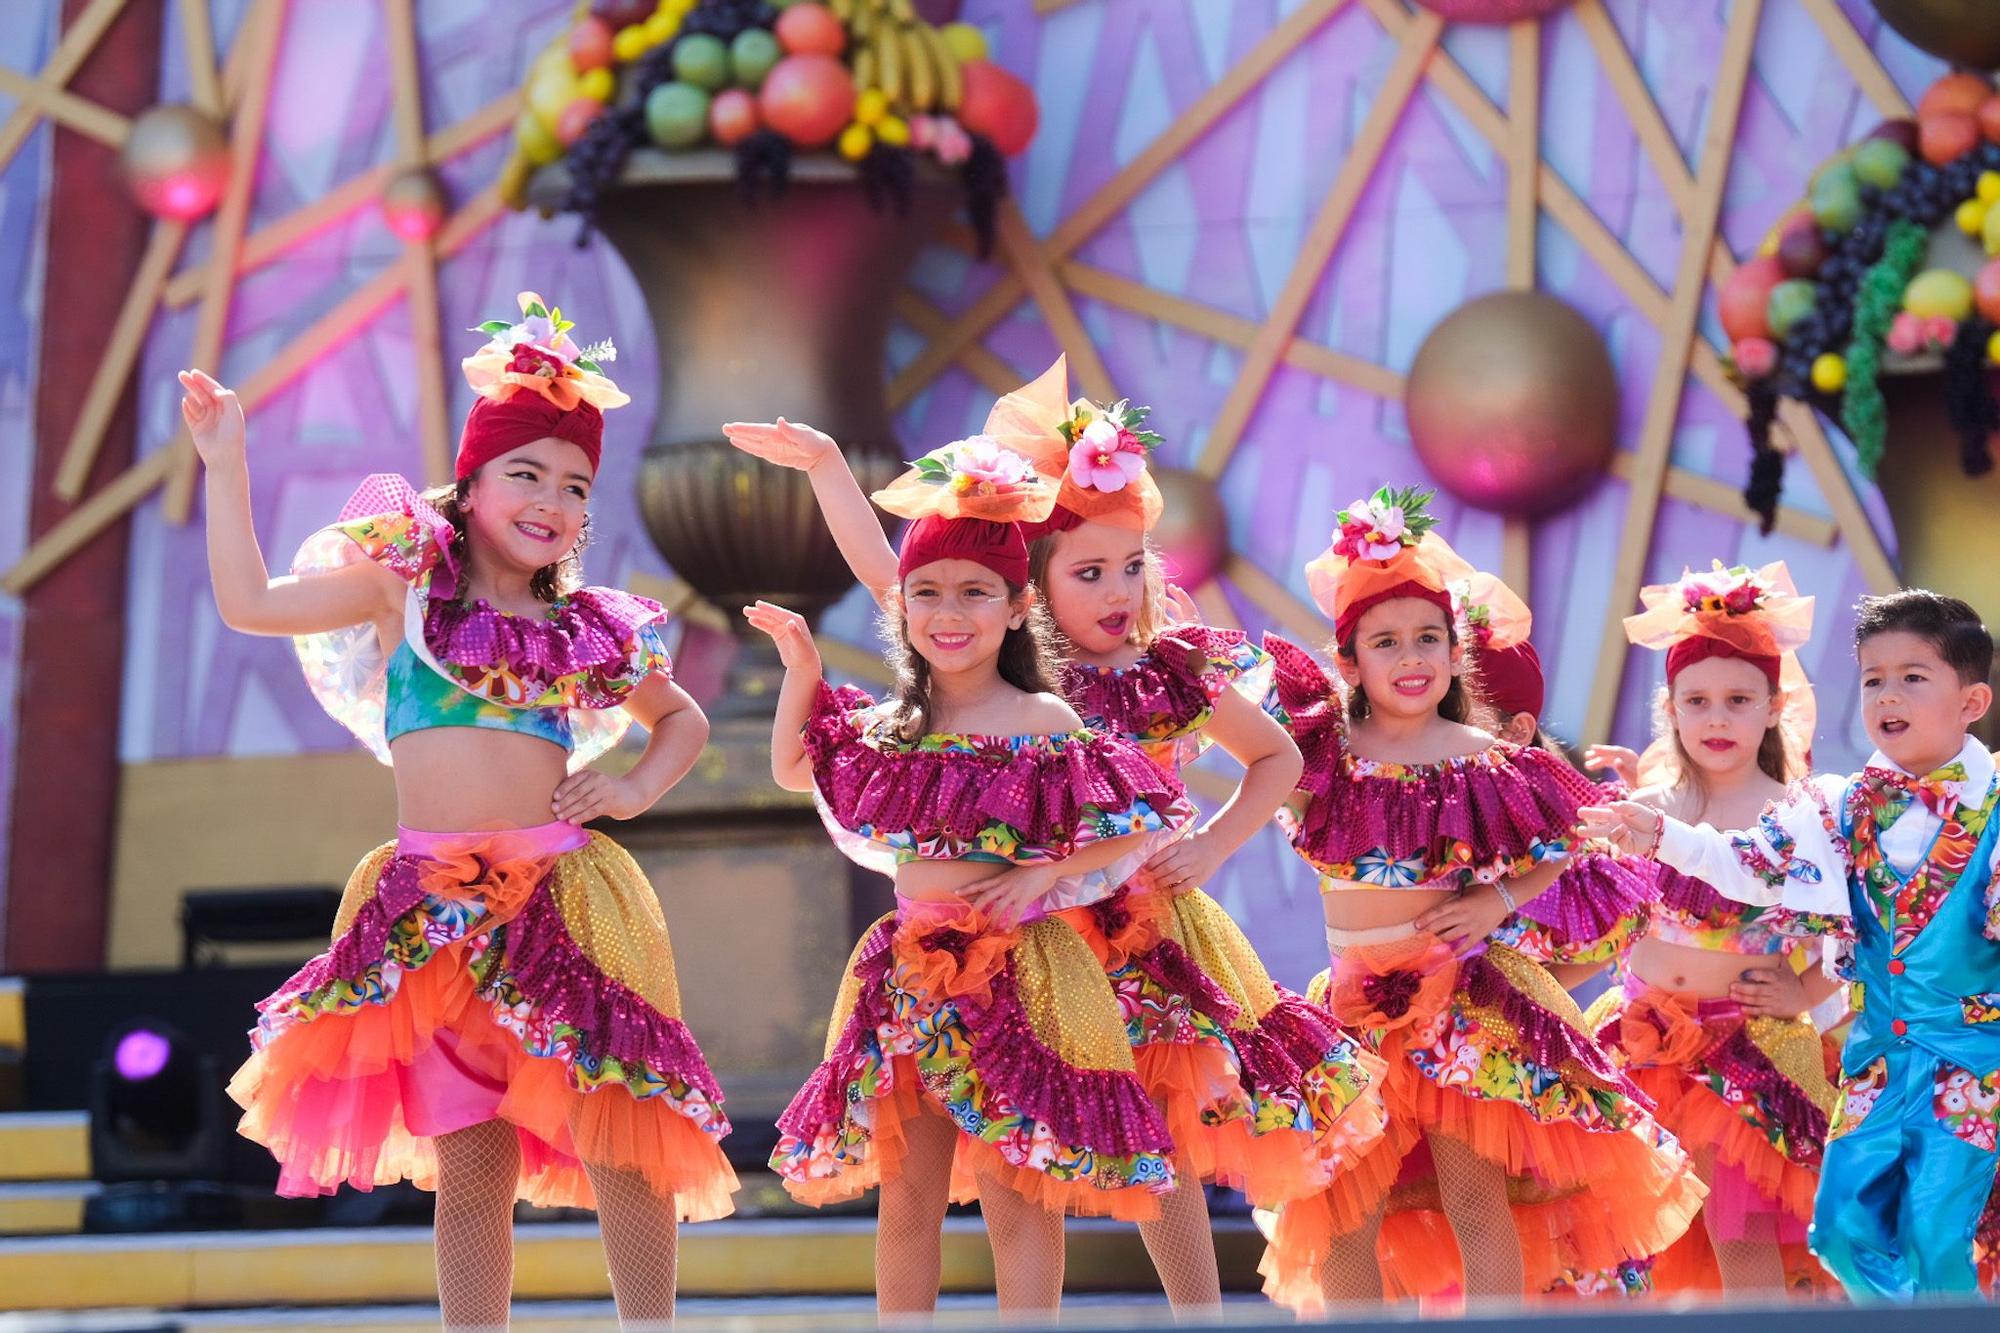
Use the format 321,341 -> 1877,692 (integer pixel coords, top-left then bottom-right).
581,1153 -> 679,1328
875,1098 -> 1069,1318
1137,1172 -> 1222,1314
1319,1197 -> 1387,1306
876,1100 -> 958,1317
435,1120 -> 520,1333
1428,1130 -> 1525,1299
1694,1146 -> 1788,1297
433,1118 -> 680,1331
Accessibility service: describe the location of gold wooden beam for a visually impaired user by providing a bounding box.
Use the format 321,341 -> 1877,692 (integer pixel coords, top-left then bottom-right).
1584,0 -> 1763,746
0,0 -> 128,174
1502,17 -> 1540,599
177,0 -> 221,115
887,0 -> 1354,408
0,66 -> 131,148
891,292 -> 1021,398
53,219 -> 190,499
160,94 -> 517,309
1195,11 -> 1444,480
163,0 -> 289,523
1573,1 -> 1693,213
994,200 -> 1114,402
2,189 -> 506,596
1800,0 -> 1913,120
384,0 -> 452,487
1058,261 -> 1406,399
1605,451 -> 1838,547
1223,553 -> 1327,647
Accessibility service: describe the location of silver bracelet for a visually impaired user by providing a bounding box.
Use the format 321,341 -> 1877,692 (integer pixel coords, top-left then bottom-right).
1492,879 -> 1517,912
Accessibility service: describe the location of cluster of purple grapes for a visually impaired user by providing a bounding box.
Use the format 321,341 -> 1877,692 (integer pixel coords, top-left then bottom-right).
676,0 -> 782,41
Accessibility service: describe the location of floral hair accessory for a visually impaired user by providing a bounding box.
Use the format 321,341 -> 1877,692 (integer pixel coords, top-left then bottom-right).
1057,398 -> 1163,494
1625,559 -> 1818,763
870,437 -> 1057,525
1331,486 -> 1437,562
980,357 -> 1165,532
461,291 -> 630,413
1625,561 -> 1814,661
1452,570 -> 1532,652
1304,486 -> 1473,642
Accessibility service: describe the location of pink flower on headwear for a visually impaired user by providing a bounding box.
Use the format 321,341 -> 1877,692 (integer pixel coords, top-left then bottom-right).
1332,495 -> 1407,562
1724,582 -> 1760,614
1067,419 -> 1148,493
947,435 -> 1033,494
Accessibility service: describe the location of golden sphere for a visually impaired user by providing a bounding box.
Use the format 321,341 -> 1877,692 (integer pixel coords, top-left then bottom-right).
1149,467 -> 1230,588
119,104 -> 230,220
379,167 -> 449,242
1404,290 -> 1619,516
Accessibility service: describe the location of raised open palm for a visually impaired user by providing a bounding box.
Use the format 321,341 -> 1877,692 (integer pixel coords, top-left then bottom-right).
721,417 -> 836,471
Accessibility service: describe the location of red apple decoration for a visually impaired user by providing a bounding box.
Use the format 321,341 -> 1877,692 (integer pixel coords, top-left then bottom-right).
1979,96 -> 2000,146
1976,258 -> 2000,324
1720,255 -> 1786,343
709,88 -> 759,146
1920,111 -> 1980,165
774,3 -> 845,56
569,17 -> 615,72
955,59 -> 1038,157
591,0 -> 653,28
1776,215 -> 1828,278
1917,72 -> 1993,120
1866,118 -> 1920,154
758,53 -> 854,149
1733,337 -> 1777,379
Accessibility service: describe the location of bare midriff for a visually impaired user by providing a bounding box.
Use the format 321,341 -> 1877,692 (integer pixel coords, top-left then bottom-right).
1629,935 -> 1788,998
895,857 -> 1012,904
1321,883 -> 1457,931
379,618 -> 577,834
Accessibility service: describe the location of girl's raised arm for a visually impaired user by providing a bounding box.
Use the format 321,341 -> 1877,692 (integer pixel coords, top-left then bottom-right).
187,368 -> 399,637
723,418 -> 899,606
742,599 -> 822,791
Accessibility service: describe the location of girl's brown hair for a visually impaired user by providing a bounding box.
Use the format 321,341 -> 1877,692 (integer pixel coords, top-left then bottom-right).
1026,528 -> 1170,653
879,585 -> 1062,742
421,475 -> 589,603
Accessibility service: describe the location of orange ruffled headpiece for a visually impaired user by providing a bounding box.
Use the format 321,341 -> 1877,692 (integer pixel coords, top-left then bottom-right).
1306,487 -> 1474,644
457,292 -> 630,479
979,356 -> 1166,540
1624,560 -> 1817,760
871,435 -> 1057,586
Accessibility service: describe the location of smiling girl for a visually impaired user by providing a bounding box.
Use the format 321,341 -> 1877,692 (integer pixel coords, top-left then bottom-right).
1571,563 -> 1842,1296
1253,487 -> 1704,1311
747,435 -> 1197,1317
199,294 -> 735,1330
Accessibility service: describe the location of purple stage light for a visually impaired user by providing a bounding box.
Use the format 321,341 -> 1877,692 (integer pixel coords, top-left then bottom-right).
113,1028 -> 172,1081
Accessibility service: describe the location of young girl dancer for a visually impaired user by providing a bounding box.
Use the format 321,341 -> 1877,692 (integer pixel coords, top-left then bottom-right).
748,438 -> 1197,1316
196,294 -> 736,1330
727,360 -> 1387,1311
1256,488 -> 1705,1310
1579,563 -> 1841,1296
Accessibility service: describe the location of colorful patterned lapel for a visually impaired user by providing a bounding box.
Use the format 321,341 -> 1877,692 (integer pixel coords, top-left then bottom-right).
1847,770 -> 1997,953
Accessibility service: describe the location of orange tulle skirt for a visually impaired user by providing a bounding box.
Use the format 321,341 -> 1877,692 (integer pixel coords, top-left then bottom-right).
1056,886 -> 1388,1209
1258,935 -> 1706,1313
227,824 -> 737,1221
773,903 -> 1179,1221
1581,979 -> 1841,1296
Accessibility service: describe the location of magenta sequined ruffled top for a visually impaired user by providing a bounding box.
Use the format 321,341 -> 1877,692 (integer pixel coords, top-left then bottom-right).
291,474 -> 671,770
1060,624 -> 1275,773
1261,632 -> 1599,891
803,681 -> 1197,882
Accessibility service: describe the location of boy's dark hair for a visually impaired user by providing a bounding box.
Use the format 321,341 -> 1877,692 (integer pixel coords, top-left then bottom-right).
1853,590 -> 1993,687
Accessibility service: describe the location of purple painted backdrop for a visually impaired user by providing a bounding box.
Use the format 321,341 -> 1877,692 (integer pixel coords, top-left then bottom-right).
0,1 -> 1953,983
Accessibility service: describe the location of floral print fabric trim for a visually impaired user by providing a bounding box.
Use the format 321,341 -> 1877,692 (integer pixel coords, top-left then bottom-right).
1933,1064 -> 2000,1153
1828,1057 -> 1888,1143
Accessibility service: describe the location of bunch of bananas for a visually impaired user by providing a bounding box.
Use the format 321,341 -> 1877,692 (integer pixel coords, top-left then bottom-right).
830,0 -> 963,113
